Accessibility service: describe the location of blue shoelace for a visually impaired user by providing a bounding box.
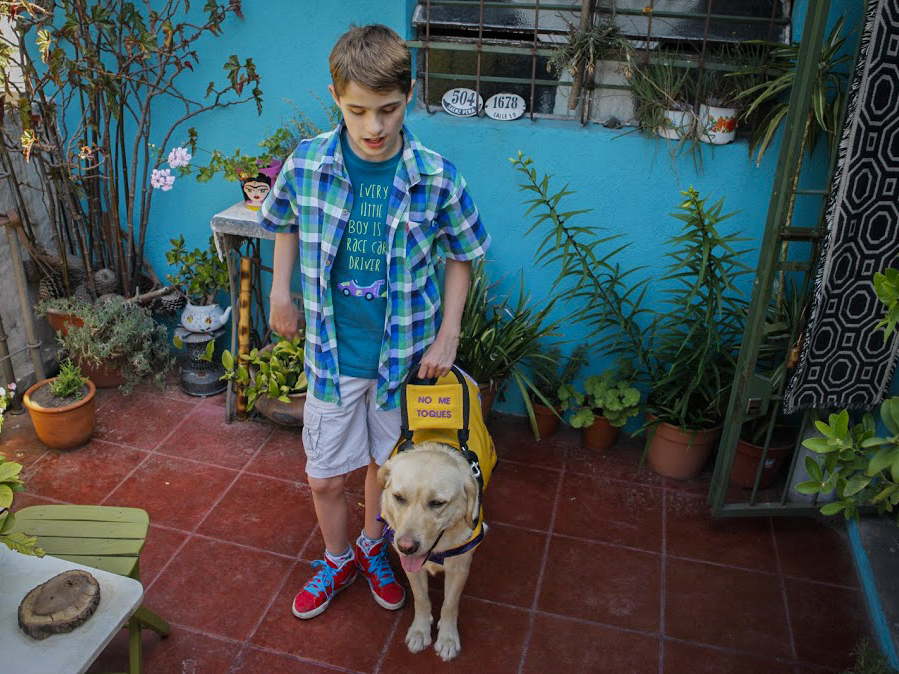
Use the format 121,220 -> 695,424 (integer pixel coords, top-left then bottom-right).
365,545 -> 396,587
304,560 -> 338,598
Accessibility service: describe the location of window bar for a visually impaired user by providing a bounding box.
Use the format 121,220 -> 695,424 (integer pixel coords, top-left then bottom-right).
643,0 -> 655,67
529,0 -> 540,120
475,0 -> 485,116
424,0 -> 432,114
692,0 -> 715,119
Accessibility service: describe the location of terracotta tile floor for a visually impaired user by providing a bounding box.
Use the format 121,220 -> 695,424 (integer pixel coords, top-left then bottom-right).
0,382 -> 874,673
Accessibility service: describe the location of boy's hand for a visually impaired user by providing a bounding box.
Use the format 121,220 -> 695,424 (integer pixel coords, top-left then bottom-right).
417,332 -> 458,379
270,293 -> 304,338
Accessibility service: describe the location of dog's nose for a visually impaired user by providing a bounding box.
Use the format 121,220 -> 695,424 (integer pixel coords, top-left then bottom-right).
397,536 -> 420,555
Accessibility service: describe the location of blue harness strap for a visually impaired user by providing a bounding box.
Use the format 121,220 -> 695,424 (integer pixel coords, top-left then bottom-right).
377,515 -> 487,566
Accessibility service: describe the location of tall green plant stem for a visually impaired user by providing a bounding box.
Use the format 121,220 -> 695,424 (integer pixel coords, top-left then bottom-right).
511,152 -> 649,373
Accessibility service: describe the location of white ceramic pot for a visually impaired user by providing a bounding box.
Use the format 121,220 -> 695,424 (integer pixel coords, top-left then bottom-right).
180,301 -> 232,333
658,109 -> 692,140
699,104 -> 737,144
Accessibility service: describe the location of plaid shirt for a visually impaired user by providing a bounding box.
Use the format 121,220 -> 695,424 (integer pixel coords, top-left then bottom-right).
259,123 -> 490,410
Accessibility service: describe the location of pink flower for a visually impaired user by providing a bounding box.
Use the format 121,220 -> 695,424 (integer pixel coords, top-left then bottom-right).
167,146 -> 192,169
151,168 -> 175,191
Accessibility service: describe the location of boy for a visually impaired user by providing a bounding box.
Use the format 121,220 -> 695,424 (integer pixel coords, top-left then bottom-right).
259,24 -> 490,619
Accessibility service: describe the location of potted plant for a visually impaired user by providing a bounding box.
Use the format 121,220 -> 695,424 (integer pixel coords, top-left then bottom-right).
23,359 -> 96,450
166,234 -> 232,333
221,335 -> 308,426
696,67 -> 741,145
456,259 -> 559,429
528,344 -> 588,439
548,15 -> 632,119
37,296 -> 174,392
0,1 -> 262,302
643,187 -> 751,480
797,401 -> 899,523
730,279 -> 806,489
733,17 -> 850,166
559,365 -> 641,450
629,57 -> 695,140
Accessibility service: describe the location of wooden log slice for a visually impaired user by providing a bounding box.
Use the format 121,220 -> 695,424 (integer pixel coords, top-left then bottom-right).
18,569 -> 101,640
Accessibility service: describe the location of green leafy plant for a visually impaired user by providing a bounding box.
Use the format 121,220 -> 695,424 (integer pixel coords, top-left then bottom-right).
548,16 -> 632,113
842,638 -> 898,674
733,17 -> 851,166
36,296 -> 174,394
628,56 -> 694,133
874,267 -> 899,338
166,235 -> 229,306
456,258 -> 560,434
797,400 -> 899,523
0,455 -> 44,559
0,383 -> 15,436
559,366 -> 641,429
0,0 -> 263,298
529,344 -> 588,409
510,153 -> 649,369
180,101 -> 338,183
644,187 -> 751,431
49,358 -> 89,400
221,336 -> 307,413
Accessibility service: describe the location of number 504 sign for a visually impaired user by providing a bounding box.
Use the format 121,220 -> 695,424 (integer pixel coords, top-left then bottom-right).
441,88 -> 525,120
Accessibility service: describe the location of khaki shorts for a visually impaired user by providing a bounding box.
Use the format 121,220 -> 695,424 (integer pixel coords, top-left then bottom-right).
301,376 -> 401,479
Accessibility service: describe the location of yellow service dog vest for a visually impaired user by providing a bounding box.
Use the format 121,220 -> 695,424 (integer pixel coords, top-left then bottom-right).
390,365 -> 497,563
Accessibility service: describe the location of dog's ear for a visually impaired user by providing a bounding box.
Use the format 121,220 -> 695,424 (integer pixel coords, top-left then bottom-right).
377,459 -> 392,490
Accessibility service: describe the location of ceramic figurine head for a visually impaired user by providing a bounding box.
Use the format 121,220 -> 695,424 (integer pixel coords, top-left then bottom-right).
242,173 -> 271,211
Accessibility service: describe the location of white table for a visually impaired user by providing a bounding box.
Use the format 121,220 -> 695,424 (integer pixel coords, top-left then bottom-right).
0,545 -> 144,674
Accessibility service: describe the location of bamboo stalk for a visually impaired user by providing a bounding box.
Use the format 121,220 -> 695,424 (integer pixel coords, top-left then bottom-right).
236,256 -> 252,420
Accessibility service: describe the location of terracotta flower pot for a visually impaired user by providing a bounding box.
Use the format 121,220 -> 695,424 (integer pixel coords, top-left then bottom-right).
478,381 -> 497,422
44,310 -> 83,337
73,357 -> 126,389
531,402 -> 561,439
645,416 -> 721,480
729,437 -> 794,489
23,378 -> 96,450
253,392 -> 306,427
581,414 -> 619,450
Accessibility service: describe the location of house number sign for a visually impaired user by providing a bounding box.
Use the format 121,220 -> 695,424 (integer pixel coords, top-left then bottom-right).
441,88 -> 483,117
485,93 -> 525,120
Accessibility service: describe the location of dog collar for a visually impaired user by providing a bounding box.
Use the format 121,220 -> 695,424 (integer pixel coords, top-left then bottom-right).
378,516 -> 487,566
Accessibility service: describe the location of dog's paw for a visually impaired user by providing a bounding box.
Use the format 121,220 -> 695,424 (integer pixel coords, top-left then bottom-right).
434,627 -> 461,661
405,624 -> 432,653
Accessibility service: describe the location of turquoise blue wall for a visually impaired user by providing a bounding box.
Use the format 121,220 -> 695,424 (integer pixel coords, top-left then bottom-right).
145,0 -> 862,414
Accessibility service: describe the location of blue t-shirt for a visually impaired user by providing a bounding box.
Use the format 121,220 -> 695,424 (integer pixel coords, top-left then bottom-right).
331,132 -> 401,378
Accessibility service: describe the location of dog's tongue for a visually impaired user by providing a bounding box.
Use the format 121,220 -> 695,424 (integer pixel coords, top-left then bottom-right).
401,553 -> 428,573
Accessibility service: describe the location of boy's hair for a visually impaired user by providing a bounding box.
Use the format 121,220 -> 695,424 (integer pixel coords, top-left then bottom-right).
329,24 -> 412,97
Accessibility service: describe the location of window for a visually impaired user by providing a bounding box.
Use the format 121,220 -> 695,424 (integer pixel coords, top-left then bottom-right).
409,1 -> 792,123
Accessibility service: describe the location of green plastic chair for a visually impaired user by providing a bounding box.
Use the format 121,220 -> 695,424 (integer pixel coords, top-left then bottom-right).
13,505 -> 170,674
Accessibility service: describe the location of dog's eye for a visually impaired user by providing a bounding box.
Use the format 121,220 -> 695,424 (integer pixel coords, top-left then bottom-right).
428,500 -> 446,509
393,493 -> 406,505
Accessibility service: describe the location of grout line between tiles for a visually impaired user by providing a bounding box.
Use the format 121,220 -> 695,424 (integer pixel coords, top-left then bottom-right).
770,516 -> 798,660
98,450 -> 155,507
659,485 -> 668,674
145,425 -> 275,593
371,610 -> 402,673
242,558 -> 299,648
158,621 -> 361,673
516,453 -> 566,674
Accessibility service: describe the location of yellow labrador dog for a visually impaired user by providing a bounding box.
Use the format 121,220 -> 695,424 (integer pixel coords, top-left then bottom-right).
378,440 -> 484,661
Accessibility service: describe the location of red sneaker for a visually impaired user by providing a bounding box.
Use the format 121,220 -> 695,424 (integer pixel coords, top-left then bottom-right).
292,555 -> 357,619
355,538 -> 406,610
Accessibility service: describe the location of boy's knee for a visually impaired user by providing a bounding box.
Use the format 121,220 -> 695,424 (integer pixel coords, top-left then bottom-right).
308,474 -> 347,496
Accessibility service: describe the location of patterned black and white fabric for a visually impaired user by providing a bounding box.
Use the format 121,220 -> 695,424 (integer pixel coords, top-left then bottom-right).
784,0 -> 899,413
